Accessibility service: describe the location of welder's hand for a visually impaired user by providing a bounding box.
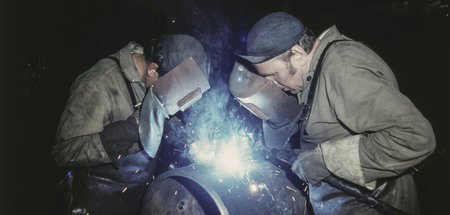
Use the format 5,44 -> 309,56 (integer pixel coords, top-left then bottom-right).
291,146 -> 330,186
100,115 -> 140,167
166,116 -> 184,131
164,116 -> 196,147
130,104 -> 142,125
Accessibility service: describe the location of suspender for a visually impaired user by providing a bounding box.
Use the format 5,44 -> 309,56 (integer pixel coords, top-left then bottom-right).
299,40 -> 349,143
105,57 -> 138,110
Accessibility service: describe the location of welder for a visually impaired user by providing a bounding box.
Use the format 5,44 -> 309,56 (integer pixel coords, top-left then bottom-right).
230,11 -> 436,215
53,34 -> 210,215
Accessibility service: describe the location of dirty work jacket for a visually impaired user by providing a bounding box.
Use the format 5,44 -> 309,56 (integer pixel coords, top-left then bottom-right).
301,26 -> 435,215
264,26 -> 435,215
53,42 -> 157,215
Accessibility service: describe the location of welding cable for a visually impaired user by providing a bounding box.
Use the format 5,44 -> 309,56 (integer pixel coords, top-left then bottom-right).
263,148 -> 411,215
323,175 -> 410,215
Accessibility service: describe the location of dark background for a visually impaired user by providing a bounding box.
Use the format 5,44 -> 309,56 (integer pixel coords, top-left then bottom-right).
1,0 -> 449,214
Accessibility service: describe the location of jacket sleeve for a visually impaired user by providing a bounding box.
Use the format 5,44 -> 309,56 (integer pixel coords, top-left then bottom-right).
53,81 -> 111,167
319,52 -> 435,189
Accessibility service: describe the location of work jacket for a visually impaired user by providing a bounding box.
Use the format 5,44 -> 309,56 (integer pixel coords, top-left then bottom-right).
303,26 -> 435,215
265,26 -> 435,215
53,42 -> 157,215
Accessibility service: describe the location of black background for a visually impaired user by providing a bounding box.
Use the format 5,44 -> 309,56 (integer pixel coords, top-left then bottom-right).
1,0 -> 449,214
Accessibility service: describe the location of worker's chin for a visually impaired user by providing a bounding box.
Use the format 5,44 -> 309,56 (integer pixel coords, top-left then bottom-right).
282,86 -> 301,94
289,89 -> 301,94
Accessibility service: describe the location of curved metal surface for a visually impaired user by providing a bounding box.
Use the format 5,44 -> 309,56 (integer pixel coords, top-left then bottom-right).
141,165 -> 228,215
141,160 -> 309,215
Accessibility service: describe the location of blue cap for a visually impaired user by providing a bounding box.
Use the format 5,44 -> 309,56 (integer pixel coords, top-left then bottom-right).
238,12 -> 305,64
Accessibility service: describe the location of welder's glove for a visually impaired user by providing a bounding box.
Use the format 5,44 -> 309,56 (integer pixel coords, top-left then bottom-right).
291,146 -> 330,186
164,116 -> 196,148
100,112 -> 140,167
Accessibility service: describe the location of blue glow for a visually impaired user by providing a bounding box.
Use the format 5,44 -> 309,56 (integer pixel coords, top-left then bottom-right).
240,36 -> 246,44
66,170 -> 73,180
181,78 -> 261,177
189,131 -> 256,176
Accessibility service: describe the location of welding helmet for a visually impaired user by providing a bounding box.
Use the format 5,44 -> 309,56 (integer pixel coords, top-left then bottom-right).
229,61 -> 301,125
152,56 -> 210,115
149,34 -> 210,115
139,34 -> 210,157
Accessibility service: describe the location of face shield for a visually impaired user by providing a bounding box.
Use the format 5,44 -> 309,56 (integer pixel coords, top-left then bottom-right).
139,34 -> 210,157
229,62 -> 301,126
152,56 -> 210,115
139,56 -> 210,157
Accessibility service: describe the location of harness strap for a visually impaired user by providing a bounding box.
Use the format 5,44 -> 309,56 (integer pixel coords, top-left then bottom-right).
299,40 -> 349,142
105,56 -> 138,110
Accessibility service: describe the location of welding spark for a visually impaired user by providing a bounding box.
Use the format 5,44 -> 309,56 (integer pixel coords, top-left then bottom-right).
188,133 -> 256,176
214,140 -> 247,174
286,186 -> 297,193
181,85 -> 262,178
249,183 -> 258,193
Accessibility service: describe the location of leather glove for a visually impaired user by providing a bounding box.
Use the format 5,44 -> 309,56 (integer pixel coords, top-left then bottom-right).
164,116 -> 196,146
100,113 -> 140,167
291,146 -> 330,186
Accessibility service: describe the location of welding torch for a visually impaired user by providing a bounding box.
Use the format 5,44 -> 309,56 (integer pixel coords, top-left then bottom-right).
261,148 -> 410,215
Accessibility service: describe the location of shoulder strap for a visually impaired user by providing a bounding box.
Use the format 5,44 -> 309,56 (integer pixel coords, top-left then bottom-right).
299,40 -> 349,143
105,57 -> 138,109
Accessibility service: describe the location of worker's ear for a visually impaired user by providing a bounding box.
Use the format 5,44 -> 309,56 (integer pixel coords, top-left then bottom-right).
147,62 -> 159,77
290,45 -> 308,66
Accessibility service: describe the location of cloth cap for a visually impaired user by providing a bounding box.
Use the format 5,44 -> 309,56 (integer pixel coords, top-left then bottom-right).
161,34 -> 209,78
238,12 -> 305,64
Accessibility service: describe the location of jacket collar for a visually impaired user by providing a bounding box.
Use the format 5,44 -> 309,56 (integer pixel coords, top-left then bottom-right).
115,42 -> 146,86
297,26 -> 344,103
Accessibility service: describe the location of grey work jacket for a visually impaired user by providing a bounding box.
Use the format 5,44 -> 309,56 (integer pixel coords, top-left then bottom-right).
53,42 -> 147,167
52,42 -> 156,215
264,26 -> 435,215
301,26 -> 435,215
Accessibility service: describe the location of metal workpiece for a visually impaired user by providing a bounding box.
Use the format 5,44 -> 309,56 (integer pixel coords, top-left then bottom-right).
141,161 -> 309,215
